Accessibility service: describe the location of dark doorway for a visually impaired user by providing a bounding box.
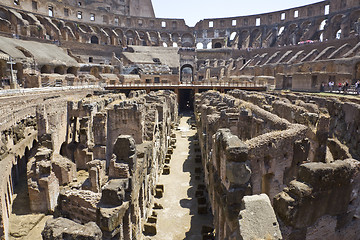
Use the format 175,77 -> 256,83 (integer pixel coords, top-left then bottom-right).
214,42 -> 222,48
282,76 -> 292,90
91,35 -> 99,44
178,89 -> 194,112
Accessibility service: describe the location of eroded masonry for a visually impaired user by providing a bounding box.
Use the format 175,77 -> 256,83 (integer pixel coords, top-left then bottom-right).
1,86 -> 360,240
0,0 -> 360,239
195,90 -> 360,239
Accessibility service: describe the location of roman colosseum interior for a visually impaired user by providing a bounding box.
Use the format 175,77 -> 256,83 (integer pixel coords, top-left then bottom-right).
0,0 -> 359,239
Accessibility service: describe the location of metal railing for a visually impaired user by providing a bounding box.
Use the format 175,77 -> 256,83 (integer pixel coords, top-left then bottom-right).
106,81 -> 268,88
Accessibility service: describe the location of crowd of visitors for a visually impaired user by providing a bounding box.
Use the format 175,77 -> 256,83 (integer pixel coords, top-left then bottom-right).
325,80 -> 360,94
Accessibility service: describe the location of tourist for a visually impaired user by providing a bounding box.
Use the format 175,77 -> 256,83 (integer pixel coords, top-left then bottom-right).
320,82 -> 325,92
343,81 -> 349,94
338,82 -> 342,92
356,80 -> 360,95
328,80 -> 334,92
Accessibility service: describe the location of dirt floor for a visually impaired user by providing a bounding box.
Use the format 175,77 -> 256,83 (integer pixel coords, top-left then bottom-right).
150,114 -> 213,240
8,176 -> 52,240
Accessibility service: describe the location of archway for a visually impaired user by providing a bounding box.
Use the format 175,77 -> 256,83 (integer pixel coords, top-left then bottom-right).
40,65 -> 52,74
91,35 -> 99,44
196,42 -> 203,49
180,64 -> 194,84
214,42 -> 222,48
178,89 -> 194,112
67,67 -> 77,75
54,66 -> 65,75
336,29 -> 342,39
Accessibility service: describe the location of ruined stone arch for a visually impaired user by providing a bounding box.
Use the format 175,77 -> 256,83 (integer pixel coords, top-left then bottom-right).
148,31 -> 159,46
239,30 -> 250,49
287,23 -> 301,45
229,31 -> 237,41
160,32 -> 171,46
67,67 -> 77,75
137,30 -> 147,45
263,28 -> 277,48
29,25 -> 43,38
54,65 -> 66,75
78,24 -> 91,34
349,9 -> 360,33
40,65 -> 52,74
0,6 -> 10,20
181,33 -> 195,47
330,14 -> 346,39
90,35 -> 99,44
299,20 -> 312,41
250,28 -> 262,48
114,28 -> 125,46
171,32 -> 180,43
125,29 -> 137,45
36,16 -> 55,40
0,7 -> 11,33
102,27 -> 113,45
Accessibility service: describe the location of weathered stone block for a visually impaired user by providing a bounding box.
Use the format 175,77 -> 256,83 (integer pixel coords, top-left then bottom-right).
52,154 -> 77,185
100,179 -> 129,206
42,217 -> 102,240
143,223 -> 156,236
239,194 -> 282,240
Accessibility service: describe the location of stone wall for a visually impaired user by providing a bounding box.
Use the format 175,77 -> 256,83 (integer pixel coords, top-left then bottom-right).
0,88 -> 97,240
195,90 -> 360,239
49,90 -> 178,239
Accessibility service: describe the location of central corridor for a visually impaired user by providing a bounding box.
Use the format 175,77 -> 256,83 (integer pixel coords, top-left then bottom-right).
151,115 -> 213,239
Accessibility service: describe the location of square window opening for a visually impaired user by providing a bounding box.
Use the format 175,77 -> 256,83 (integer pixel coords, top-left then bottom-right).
294,10 -> 299,18
256,18 -> 261,26
281,13 -> 286,20
324,5 -> 330,15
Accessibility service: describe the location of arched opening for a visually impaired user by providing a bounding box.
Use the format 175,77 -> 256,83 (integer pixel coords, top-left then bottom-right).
319,19 -> 327,31
181,33 -> 195,47
54,66 -> 65,75
67,67 -> 77,75
214,42 -> 222,48
230,32 -> 237,41
336,29 -> 342,39
196,42 -> 203,49
90,35 -> 99,44
162,42 -> 168,47
172,42 -> 178,47
90,66 -> 99,77
278,26 -> 285,36
180,64 -> 193,84
207,42 -> 212,49
40,65 -> 52,74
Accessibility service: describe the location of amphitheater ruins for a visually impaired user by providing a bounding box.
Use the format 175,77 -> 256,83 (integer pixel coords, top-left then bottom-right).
0,0 -> 360,239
